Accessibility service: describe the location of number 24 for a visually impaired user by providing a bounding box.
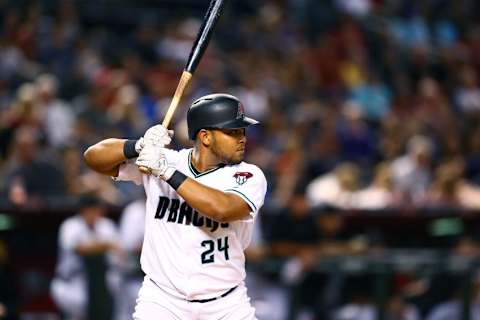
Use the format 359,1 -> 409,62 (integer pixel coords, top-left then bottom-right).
201,237 -> 229,264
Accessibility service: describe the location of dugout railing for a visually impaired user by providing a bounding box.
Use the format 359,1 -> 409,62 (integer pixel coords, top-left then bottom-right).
1,206 -> 480,318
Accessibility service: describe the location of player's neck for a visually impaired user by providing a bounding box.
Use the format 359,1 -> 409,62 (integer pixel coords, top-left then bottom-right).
191,148 -> 222,172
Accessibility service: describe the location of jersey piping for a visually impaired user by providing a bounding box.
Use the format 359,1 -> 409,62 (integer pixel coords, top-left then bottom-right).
188,150 -> 225,178
224,189 -> 257,211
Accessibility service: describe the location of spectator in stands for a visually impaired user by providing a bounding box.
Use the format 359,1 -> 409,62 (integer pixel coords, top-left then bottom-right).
427,159 -> 480,209
413,77 -> 454,136
353,162 -> 395,210
50,194 -> 121,320
107,84 -> 147,138
391,135 -> 433,206
4,125 -> 66,207
349,71 -> 392,122
2,83 -> 41,132
0,83 -> 39,162
35,74 -> 74,148
306,162 -> 361,209
454,65 -> 480,115
425,160 -> 462,209
336,103 -> 377,165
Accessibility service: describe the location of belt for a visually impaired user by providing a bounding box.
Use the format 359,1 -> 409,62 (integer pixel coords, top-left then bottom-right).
149,278 -> 238,304
188,286 -> 238,303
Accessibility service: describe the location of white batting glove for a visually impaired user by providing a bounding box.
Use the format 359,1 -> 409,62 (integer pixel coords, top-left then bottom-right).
143,125 -> 174,148
135,137 -> 145,153
135,146 -> 175,180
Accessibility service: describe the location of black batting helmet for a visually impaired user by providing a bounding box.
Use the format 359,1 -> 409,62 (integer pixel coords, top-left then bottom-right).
187,93 -> 259,140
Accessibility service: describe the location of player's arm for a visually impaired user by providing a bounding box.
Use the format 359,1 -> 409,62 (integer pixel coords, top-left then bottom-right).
83,138 -> 130,177
75,241 -> 119,255
176,179 -> 251,222
84,125 -> 173,176
135,147 -> 253,222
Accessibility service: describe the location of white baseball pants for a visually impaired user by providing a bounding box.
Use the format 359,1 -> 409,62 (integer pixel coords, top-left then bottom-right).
132,277 -> 257,320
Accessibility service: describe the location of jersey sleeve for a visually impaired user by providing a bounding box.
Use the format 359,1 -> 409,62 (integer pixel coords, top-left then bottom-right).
114,159 -> 143,185
224,165 -> 267,219
59,219 -> 82,251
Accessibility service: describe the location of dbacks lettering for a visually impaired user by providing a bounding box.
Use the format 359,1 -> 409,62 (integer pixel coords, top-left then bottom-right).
155,196 -> 229,232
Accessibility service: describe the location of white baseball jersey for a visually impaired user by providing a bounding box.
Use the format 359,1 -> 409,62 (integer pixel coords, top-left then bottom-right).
51,215 -> 120,318
116,148 -> 267,301
55,215 -> 119,281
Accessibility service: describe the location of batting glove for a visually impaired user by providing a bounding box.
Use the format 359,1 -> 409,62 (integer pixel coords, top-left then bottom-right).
135,137 -> 145,153
135,145 -> 175,180
143,125 -> 174,148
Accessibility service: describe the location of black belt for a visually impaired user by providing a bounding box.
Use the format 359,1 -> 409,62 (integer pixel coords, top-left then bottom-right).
149,278 -> 237,304
188,286 -> 237,303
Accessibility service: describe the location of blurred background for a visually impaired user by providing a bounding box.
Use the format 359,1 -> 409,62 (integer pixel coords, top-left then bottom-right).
1,0 -> 480,319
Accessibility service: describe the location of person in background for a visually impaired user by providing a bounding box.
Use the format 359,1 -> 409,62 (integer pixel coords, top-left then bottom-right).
306,162 -> 361,209
353,162 -> 395,210
5,125 -> 65,207
35,73 -> 74,148
116,197 -> 146,320
390,135 -> 433,206
50,194 -> 121,320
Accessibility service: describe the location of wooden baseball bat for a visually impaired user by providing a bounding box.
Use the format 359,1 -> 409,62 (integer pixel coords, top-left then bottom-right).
139,0 -> 227,174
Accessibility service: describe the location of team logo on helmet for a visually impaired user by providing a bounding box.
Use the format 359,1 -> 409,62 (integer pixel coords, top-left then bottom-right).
234,172 -> 253,185
236,103 -> 245,119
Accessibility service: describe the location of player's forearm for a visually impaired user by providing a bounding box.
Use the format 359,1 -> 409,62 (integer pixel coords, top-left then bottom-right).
75,242 -> 116,255
176,178 -> 250,222
84,138 -> 128,176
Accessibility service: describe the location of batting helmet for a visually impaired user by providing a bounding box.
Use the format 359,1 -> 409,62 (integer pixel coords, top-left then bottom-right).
187,93 -> 259,140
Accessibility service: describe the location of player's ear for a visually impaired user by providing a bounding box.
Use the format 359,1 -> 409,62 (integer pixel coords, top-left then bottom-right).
198,129 -> 212,146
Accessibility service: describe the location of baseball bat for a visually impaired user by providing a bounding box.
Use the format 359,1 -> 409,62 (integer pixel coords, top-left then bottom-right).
139,0 -> 227,174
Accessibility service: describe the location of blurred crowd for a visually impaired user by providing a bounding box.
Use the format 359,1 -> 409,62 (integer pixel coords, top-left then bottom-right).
2,0 -> 480,319
1,0 -> 480,212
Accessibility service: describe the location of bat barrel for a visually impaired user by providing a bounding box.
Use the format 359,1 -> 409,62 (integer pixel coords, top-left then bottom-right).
185,0 -> 226,74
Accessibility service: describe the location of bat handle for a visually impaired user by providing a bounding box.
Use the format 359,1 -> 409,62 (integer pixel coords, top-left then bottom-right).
138,70 -> 193,175
162,71 -> 193,128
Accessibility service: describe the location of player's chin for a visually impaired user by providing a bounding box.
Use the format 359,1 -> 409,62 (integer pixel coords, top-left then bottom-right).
227,151 -> 244,165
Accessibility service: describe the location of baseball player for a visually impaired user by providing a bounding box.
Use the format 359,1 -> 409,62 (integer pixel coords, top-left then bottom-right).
50,194 -> 121,320
84,93 -> 267,320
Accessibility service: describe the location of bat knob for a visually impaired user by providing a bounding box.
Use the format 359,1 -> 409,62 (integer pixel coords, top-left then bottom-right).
138,166 -> 152,175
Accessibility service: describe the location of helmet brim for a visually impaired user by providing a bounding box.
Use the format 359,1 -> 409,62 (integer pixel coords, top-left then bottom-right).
220,116 -> 259,129
190,117 -> 259,140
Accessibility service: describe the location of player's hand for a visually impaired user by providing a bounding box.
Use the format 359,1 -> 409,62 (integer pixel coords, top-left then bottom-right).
135,146 -> 175,180
135,137 -> 145,153
143,125 -> 174,148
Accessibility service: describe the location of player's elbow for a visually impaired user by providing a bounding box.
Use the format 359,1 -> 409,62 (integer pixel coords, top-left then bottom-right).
203,205 -> 231,223
83,144 -> 102,170
83,146 -> 95,167
202,205 -> 226,223
83,140 -> 120,175
212,206 -> 249,223
213,211 -> 230,223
